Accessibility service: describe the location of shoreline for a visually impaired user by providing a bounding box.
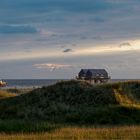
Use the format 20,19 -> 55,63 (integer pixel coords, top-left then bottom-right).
1,79 -> 140,90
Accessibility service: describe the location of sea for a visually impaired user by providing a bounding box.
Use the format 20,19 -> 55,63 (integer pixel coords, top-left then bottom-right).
1,79 -> 140,89
2,79 -> 64,89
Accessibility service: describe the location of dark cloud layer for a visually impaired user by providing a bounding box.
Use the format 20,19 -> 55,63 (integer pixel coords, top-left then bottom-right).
0,25 -> 38,34
0,0 -> 114,13
0,0 -> 133,24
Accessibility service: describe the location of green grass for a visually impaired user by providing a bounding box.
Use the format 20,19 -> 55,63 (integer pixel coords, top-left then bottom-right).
0,80 -> 140,133
0,120 -> 58,133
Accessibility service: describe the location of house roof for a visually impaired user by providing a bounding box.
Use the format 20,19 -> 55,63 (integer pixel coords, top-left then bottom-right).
80,69 -> 89,73
81,69 -> 107,74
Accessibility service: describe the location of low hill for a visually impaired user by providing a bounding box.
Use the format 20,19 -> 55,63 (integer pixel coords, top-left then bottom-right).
0,80 -> 140,132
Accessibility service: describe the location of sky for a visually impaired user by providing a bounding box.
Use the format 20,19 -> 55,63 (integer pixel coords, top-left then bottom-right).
0,0 -> 140,79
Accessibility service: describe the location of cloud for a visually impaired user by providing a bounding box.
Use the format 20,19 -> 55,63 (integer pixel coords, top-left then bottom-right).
33,63 -> 73,71
119,42 -> 132,47
80,36 -> 88,40
72,44 -> 77,46
0,0 -> 124,26
92,36 -> 103,40
0,25 -> 38,34
89,17 -> 105,23
63,49 -> 73,53
0,0 -> 114,13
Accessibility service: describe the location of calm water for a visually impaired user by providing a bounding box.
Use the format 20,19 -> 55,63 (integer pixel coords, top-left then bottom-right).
3,79 -> 66,88
2,79 -> 140,89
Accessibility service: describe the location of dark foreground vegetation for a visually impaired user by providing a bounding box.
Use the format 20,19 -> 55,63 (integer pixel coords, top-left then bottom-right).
0,80 -> 140,133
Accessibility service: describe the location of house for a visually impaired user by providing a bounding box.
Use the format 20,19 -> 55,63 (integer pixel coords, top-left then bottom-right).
77,69 -> 110,83
0,80 -> 7,87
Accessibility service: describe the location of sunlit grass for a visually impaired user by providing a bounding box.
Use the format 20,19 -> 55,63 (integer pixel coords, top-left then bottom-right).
0,126 -> 140,140
0,90 -> 17,99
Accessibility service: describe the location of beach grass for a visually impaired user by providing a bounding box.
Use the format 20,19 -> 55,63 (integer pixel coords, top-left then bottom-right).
6,88 -> 34,95
0,90 -> 17,99
0,126 -> 140,140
